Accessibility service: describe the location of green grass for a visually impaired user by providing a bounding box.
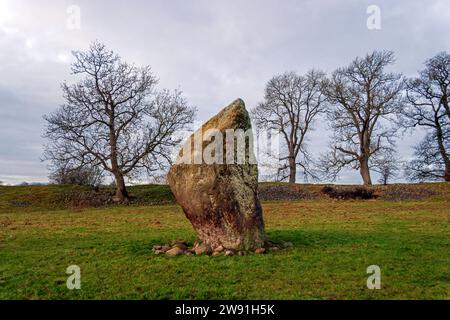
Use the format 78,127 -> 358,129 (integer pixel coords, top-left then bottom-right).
0,184 -> 449,299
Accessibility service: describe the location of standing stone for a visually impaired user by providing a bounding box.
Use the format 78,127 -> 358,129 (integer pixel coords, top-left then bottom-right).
167,99 -> 266,251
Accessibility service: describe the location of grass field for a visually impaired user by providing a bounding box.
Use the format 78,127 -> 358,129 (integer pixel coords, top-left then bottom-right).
0,183 -> 449,299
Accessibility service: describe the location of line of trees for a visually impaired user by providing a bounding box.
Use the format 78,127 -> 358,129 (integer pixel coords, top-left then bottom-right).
43,43 -> 449,198
252,50 -> 450,185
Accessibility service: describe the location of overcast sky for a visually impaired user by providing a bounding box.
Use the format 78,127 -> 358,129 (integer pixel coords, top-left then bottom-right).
0,0 -> 449,185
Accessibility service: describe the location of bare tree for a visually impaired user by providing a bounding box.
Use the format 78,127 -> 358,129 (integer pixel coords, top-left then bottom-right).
402,52 -> 450,181
252,70 -> 327,183
43,42 -> 196,202
321,51 -> 403,185
372,148 -> 401,185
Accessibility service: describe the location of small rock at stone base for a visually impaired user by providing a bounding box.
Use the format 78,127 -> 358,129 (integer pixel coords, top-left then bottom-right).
255,247 -> 266,254
214,245 -> 224,253
194,243 -> 212,256
172,243 -> 188,250
224,250 -> 234,256
165,247 -> 185,257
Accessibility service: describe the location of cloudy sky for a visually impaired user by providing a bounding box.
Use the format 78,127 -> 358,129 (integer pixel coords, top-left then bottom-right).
0,0 -> 449,185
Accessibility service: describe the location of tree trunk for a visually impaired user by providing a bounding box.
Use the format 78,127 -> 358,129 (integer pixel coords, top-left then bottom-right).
442,93 -> 450,119
445,162 -> 450,182
288,156 -> 296,183
113,173 -> 129,203
435,124 -> 450,182
360,157 -> 372,186
108,114 -> 129,203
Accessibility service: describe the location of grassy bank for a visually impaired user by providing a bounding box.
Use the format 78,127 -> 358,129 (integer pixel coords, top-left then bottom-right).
0,183 -> 448,299
1,182 -> 448,211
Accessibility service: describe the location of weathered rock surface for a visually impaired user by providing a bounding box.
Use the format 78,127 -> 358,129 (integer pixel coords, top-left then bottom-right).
194,243 -> 212,256
171,240 -> 188,250
165,247 -> 185,257
224,250 -> 234,256
255,247 -> 266,254
167,99 -> 266,251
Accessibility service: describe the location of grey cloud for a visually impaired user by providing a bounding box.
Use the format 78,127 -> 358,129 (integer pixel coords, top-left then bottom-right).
0,0 -> 448,184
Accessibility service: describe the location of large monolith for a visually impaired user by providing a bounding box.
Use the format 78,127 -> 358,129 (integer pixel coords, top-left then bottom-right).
167,99 -> 266,251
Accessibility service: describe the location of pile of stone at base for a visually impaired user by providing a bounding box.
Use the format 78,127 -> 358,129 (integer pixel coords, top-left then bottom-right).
152,240 -> 293,257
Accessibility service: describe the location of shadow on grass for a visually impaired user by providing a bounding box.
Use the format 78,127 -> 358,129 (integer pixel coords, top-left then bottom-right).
267,228 -> 386,248
125,228 -> 389,256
